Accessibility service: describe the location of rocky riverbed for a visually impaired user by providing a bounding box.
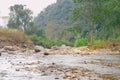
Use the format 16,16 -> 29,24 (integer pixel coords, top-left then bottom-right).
0,46 -> 120,80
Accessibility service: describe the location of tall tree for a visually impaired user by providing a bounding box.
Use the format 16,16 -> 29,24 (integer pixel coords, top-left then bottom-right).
7,4 -> 33,31
72,0 -> 100,44
72,0 -> 120,40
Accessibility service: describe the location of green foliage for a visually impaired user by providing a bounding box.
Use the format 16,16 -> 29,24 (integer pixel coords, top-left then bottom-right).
93,40 -> 104,47
72,0 -> 120,42
28,34 -> 62,48
114,34 -> 120,40
74,38 -> 88,47
28,34 -> 40,44
26,24 -> 45,38
7,4 -> 33,31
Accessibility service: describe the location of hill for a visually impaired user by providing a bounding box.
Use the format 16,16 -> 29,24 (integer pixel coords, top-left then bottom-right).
34,0 -> 81,40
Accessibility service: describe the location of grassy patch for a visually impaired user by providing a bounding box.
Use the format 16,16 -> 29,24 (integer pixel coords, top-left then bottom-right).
99,74 -> 118,80
0,28 -> 28,42
74,38 -> 88,47
89,40 -> 105,49
28,34 -> 63,48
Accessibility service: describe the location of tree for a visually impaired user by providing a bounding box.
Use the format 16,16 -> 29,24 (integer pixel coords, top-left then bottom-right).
72,0 -> 100,44
7,4 -> 33,31
72,0 -> 120,41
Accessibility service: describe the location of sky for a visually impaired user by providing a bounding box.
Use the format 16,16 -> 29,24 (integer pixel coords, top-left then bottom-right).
0,0 -> 56,17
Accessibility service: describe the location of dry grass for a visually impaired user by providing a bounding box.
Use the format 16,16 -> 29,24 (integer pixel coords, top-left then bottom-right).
0,28 -> 34,48
93,40 -> 120,50
0,28 -> 28,42
99,74 -> 118,80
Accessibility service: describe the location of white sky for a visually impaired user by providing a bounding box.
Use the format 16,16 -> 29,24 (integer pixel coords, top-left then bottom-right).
0,0 -> 56,17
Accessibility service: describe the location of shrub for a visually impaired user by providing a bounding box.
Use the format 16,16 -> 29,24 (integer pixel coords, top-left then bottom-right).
74,38 -> 88,47
88,39 -> 105,49
28,34 -> 63,48
28,34 -> 41,44
115,34 -> 120,40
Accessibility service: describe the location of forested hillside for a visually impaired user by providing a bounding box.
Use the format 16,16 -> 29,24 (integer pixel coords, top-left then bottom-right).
33,0 -> 120,47
34,0 -> 80,40
34,0 -> 74,29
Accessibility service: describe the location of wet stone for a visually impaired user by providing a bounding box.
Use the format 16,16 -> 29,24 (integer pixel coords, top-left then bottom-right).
55,77 -> 59,79
44,52 -> 49,55
16,69 -> 20,71
41,73 -> 48,76
0,71 -> 8,77
35,49 -> 41,52
19,62 -> 22,64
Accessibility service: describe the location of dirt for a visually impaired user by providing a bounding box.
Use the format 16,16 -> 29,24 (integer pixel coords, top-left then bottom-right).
0,51 -> 120,80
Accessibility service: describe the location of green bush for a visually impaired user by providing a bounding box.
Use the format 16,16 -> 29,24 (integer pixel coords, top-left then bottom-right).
28,34 -> 63,48
74,38 -> 88,47
115,34 -> 120,40
28,34 -> 41,44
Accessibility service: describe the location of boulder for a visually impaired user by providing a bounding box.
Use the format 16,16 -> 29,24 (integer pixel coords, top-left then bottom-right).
61,44 -> 67,48
35,49 -> 41,52
76,46 -> 89,51
4,46 -> 20,51
24,50 -> 34,56
22,44 -> 27,48
23,40 -> 34,49
51,46 -> 59,50
34,46 -> 44,52
8,51 -> 16,55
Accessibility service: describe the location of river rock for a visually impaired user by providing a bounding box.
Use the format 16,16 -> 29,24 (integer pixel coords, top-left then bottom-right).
34,46 -> 44,52
16,69 -> 20,71
8,51 -> 16,55
51,46 -> 59,50
23,40 -> 34,49
4,46 -> 20,51
76,46 -> 89,51
35,49 -> 41,52
24,50 -> 34,56
44,52 -> 49,55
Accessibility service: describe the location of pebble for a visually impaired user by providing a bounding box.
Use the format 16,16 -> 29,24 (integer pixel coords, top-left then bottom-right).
16,69 -> 20,71
44,52 -> 49,55
55,77 -> 59,79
